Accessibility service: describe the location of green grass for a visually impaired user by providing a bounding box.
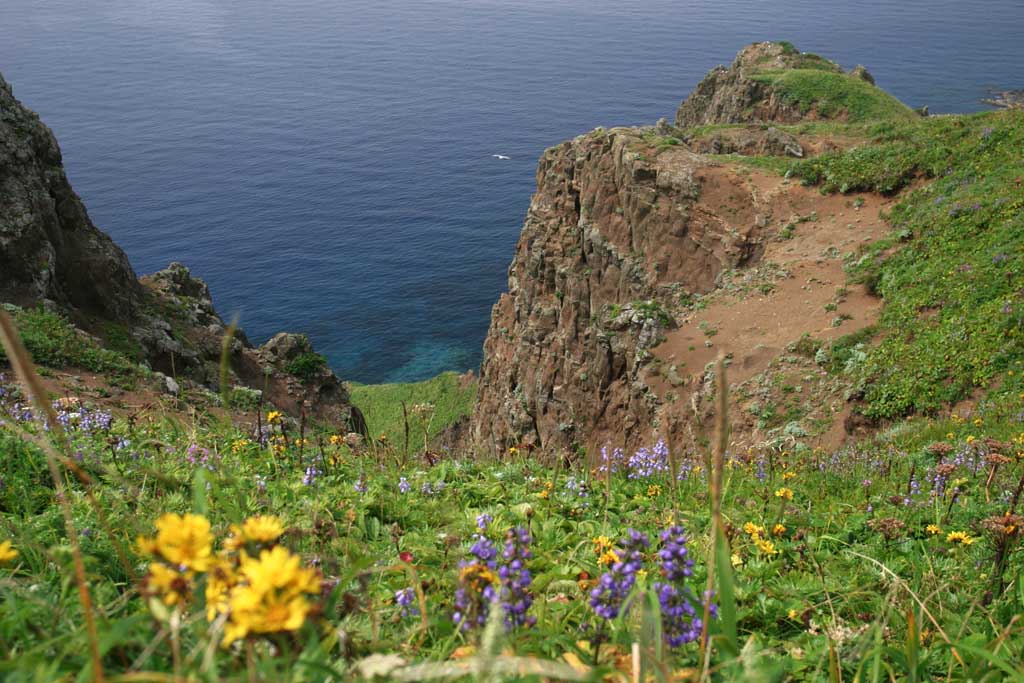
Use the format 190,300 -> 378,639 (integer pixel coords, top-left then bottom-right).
3,369 -> 1024,681
0,305 -> 138,378
349,371 -> 477,449
750,68 -> 917,123
789,110 -> 1024,418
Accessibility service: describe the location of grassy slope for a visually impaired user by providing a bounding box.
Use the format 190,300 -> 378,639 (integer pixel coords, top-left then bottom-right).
349,371 -> 477,448
789,110 -> 1024,418
751,68 -> 918,122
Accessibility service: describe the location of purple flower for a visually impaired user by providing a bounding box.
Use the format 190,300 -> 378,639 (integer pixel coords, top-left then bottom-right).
304,467 -> 322,486
590,529 -> 648,620
476,513 -> 493,530
599,446 -> 625,474
498,527 -> 535,629
628,440 -> 670,480
395,587 -> 418,617
398,477 -> 411,494
352,477 -> 366,493
655,526 -> 716,647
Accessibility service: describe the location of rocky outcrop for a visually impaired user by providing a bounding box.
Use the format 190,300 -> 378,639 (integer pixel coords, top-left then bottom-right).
0,72 -> 362,429
0,73 -> 143,322
469,42 -> 904,456
469,127 -> 772,454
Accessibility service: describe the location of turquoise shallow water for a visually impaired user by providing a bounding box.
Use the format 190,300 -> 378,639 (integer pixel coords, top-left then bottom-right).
1,0 -> 1021,382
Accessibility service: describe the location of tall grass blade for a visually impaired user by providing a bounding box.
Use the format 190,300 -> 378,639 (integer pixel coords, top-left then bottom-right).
0,308 -> 106,682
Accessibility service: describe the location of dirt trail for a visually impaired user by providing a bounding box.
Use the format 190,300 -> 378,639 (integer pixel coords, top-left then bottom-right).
648,167 -> 899,452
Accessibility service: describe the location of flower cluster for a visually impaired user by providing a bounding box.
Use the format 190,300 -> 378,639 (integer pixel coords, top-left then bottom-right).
395,587 -> 418,617
498,527 -> 535,629
589,529 -> 648,619
137,513 -> 320,646
627,441 -> 670,480
653,526 -> 711,646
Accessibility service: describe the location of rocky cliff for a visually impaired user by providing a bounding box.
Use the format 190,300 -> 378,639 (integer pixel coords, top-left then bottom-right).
469,42 -> 906,457
0,72 -> 362,428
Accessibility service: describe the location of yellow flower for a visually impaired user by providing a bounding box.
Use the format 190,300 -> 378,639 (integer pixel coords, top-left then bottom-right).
241,515 -> 285,544
966,435 -> 976,444
221,546 -> 321,646
0,540 -> 18,563
240,545 -> 320,595
743,522 -> 766,537
730,553 -> 743,567
329,434 -> 343,446
598,549 -> 621,566
636,568 -> 648,580
230,438 -> 250,454
138,513 -> 214,572
946,531 -> 974,546
206,558 -> 238,621
147,562 -> 192,606
925,524 -> 942,535
973,418 -> 983,426
755,537 -> 778,556
774,487 -> 794,501
266,411 -> 283,424
787,609 -> 799,620
592,535 -> 612,552
782,471 -> 796,481
647,485 -> 662,498
772,524 -> 787,536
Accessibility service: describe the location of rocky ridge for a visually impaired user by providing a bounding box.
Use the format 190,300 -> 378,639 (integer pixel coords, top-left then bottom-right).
469,42 -> 906,457
0,72 -> 362,429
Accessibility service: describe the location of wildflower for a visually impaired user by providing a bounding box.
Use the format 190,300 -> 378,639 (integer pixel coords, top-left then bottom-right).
0,540 -> 18,563
266,411 -> 283,424
453,563 -> 499,631
476,513 -> 493,531
352,477 -> 366,493
742,522 -> 766,537
774,487 -> 794,501
205,558 -> 237,621
145,562 -> 192,606
137,513 -> 214,572
398,476 -> 411,494
395,587 -> 418,617
647,484 -> 663,498
782,471 -> 796,481
592,535 -> 613,553
653,525 -> 709,647
925,524 -> 942,536
221,546 -> 321,645
231,438 -> 251,454
598,446 -> 625,474
754,536 -> 778,556
589,529 -> 648,620
788,609 -> 799,620
598,549 -> 620,566
628,440 -> 670,479
303,466 -> 321,486
498,527 -> 535,629
946,531 -> 974,546
772,524 -> 787,536
241,515 -> 285,544
730,553 -> 742,567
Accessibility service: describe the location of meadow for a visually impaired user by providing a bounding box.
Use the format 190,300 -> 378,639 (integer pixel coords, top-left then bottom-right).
2,102 -> 1024,683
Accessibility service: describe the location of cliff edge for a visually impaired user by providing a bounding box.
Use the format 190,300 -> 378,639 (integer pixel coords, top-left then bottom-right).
0,72 -> 363,428
469,42 -> 916,457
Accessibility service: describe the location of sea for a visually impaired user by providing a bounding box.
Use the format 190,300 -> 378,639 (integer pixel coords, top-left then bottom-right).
1,0 -> 1021,383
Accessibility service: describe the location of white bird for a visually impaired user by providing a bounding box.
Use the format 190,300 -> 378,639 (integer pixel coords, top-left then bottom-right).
492,154 -> 510,160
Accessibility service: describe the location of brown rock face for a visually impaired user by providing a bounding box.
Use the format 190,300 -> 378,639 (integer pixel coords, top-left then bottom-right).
674,41 -> 842,128
0,73 -> 143,322
469,128 -> 771,455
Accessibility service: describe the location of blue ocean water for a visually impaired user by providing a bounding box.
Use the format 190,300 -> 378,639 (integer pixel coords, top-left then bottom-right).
2,1 -> 1021,382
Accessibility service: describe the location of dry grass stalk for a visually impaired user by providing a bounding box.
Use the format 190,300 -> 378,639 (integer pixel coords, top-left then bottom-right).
0,308 -> 105,681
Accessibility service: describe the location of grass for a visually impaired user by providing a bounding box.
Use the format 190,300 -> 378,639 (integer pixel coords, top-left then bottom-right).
0,305 -> 138,379
349,371 -> 477,450
3,355 -> 1024,680
790,110 -> 1024,418
749,69 -> 917,123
